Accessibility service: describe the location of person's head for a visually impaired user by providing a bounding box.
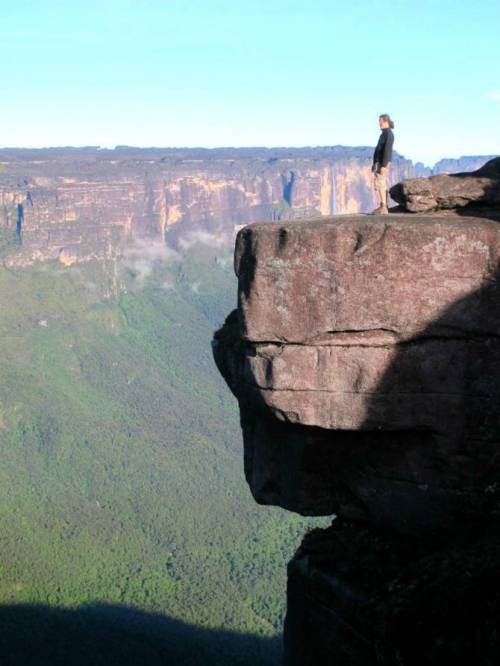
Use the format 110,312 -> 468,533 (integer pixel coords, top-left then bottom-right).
379,114 -> 394,129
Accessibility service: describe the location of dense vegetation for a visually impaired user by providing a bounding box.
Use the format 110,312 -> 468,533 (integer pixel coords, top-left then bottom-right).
0,241 -> 325,665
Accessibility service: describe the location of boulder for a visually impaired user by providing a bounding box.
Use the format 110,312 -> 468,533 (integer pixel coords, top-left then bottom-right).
390,156 -> 500,212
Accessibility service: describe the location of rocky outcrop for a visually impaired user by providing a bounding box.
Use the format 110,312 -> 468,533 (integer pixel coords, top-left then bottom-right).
391,156 -> 500,213
213,210 -> 500,663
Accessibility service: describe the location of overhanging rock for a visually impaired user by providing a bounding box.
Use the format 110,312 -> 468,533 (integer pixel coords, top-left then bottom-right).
214,214 -> 500,532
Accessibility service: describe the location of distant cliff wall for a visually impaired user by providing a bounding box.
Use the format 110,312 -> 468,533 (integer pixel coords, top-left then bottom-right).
1,147 -> 494,267
432,154 -> 498,174
0,146 -> 428,266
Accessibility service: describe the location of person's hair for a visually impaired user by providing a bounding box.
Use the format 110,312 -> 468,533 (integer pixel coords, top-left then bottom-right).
379,113 -> 395,129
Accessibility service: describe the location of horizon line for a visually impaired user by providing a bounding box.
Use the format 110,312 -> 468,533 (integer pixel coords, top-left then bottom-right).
0,145 -> 497,171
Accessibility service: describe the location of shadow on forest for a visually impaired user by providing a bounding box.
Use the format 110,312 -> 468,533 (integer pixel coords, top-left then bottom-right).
0,602 -> 280,666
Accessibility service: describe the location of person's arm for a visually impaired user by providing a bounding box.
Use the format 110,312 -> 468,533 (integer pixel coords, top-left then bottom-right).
381,131 -> 394,168
372,144 -> 379,172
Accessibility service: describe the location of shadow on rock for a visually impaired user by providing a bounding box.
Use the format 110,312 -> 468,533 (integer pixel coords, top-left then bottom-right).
285,267 -> 500,665
360,263 -> 500,532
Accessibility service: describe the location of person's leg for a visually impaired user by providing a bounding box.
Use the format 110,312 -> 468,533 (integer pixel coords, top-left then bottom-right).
379,186 -> 387,207
381,163 -> 391,209
371,179 -> 381,213
371,173 -> 388,213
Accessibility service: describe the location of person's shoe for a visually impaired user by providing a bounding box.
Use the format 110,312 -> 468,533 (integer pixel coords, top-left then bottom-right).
370,205 -> 389,215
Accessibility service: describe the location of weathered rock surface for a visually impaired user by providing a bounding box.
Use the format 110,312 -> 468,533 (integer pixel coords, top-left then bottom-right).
215,214 -> 500,532
391,156 -> 500,213
213,209 -> 500,664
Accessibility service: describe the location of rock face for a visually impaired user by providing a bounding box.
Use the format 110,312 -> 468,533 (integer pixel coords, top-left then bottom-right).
391,156 -> 500,213
213,211 -> 500,663
216,214 -> 500,531
284,523 -> 500,665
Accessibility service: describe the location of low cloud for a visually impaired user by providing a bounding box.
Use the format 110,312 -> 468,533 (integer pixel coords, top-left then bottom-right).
178,229 -> 227,250
124,238 -> 180,262
122,238 -> 180,287
215,256 -> 233,269
120,231 -> 231,290
486,91 -> 500,101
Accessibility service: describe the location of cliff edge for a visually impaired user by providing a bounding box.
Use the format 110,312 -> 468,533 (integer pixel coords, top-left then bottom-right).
213,164 -> 500,664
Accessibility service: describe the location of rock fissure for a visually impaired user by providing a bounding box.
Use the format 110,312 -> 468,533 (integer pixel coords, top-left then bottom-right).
247,330 -> 500,350
240,383 -> 488,398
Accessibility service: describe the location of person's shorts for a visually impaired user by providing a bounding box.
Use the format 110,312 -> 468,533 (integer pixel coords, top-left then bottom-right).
373,164 -> 390,191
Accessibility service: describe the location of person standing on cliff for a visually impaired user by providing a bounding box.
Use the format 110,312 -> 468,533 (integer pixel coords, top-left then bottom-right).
371,114 -> 394,214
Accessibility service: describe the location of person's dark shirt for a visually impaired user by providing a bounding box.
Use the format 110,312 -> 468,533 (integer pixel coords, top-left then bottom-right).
372,127 -> 394,170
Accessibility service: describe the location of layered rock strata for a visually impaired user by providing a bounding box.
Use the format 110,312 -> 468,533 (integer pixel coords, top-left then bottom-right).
213,210 -> 500,663
0,146 -> 470,267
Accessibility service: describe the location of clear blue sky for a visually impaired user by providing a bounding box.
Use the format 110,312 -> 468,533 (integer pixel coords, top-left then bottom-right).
2,0 -> 499,165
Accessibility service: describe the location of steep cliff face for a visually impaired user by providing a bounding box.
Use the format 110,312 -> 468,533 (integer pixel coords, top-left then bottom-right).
0,147 -> 429,267
213,179 -> 500,662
